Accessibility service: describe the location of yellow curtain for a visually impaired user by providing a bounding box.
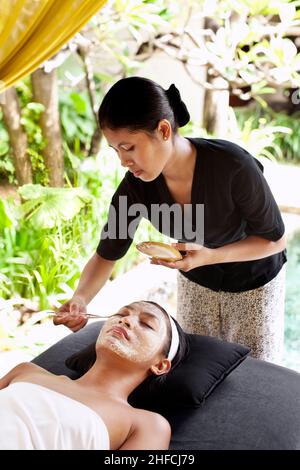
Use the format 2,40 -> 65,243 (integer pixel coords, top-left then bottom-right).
0,0 -> 107,91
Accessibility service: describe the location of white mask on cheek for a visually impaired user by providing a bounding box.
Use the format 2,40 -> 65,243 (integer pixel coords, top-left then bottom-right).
97,315 -> 167,363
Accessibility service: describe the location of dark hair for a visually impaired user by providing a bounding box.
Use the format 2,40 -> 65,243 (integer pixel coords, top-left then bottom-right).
98,77 -> 190,133
137,300 -> 190,386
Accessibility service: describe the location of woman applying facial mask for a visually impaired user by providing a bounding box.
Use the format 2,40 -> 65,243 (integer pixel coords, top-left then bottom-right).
54,76 -> 286,363
0,301 -> 188,450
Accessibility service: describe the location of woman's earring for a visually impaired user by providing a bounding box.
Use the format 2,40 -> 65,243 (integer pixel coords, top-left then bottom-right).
164,136 -> 168,141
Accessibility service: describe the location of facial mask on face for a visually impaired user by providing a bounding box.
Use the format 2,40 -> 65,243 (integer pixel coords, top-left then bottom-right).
97,304 -> 179,363
97,315 -> 166,363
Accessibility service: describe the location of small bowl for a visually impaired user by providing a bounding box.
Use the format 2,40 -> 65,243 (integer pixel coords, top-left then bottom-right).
136,241 -> 183,262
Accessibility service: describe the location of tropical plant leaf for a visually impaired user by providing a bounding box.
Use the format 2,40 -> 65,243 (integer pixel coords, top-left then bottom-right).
18,184 -> 91,229
0,198 -> 14,229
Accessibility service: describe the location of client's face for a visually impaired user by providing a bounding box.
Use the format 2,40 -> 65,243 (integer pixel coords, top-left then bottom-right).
97,301 -> 168,364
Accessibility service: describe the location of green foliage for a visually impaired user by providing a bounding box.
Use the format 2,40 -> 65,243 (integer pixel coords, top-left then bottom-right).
0,193 -> 89,309
59,89 -> 96,155
232,115 -> 291,161
284,231 -> 300,372
235,106 -> 300,163
16,79 -> 48,185
0,147 -> 171,310
0,111 -> 15,183
0,198 -> 13,229
18,184 -> 91,229
0,155 -> 15,184
0,81 -> 48,185
0,118 -> 9,157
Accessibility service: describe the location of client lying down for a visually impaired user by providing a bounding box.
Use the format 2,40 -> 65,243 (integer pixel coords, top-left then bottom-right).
0,301 -> 188,450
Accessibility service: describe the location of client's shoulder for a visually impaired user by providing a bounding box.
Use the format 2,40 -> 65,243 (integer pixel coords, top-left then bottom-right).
15,361 -> 53,375
10,362 -> 54,382
121,408 -> 171,450
135,408 -> 170,430
1,361 -> 51,389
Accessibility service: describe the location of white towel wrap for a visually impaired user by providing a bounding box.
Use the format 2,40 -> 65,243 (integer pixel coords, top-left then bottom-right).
0,382 -> 110,450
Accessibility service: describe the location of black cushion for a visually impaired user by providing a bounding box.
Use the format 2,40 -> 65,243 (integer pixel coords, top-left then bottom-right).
167,358 -> 300,450
63,321 -> 250,409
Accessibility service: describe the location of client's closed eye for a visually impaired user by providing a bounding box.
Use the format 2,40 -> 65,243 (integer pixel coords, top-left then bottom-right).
141,321 -> 154,330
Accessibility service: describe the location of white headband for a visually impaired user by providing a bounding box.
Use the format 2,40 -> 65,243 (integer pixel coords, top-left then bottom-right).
167,314 -> 180,362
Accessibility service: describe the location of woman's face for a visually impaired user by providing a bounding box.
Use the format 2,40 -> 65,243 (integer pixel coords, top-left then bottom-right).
103,126 -> 172,182
97,301 -> 169,364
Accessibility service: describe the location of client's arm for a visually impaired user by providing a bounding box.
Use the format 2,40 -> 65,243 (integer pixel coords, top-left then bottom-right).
0,362 -> 49,390
119,410 -> 171,450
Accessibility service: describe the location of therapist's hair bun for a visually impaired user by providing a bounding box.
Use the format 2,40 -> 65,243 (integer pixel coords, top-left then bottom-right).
165,84 -> 190,128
